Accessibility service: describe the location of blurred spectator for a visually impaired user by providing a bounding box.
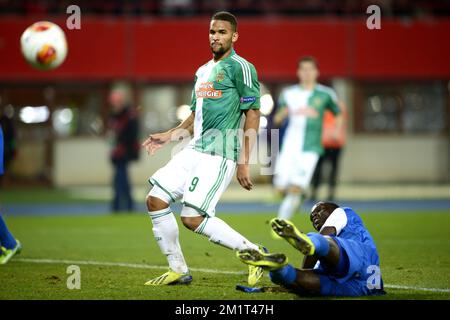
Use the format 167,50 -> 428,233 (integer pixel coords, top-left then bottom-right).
200,0 -> 230,15
0,0 -> 448,17
107,87 -> 140,212
160,0 -> 195,16
0,124 -> 22,264
233,0 -> 262,15
310,101 -> 347,202
0,105 -> 17,186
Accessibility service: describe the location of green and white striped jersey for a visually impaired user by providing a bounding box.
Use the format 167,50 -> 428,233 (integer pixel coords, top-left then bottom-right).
278,84 -> 340,155
188,49 -> 260,161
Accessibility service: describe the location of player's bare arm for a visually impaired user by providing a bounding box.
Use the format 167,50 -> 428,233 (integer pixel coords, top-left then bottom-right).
273,107 -> 288,126
332,101 -> 345,141
237,108 -> 260,191
142,112 -> 195,155
294,106 -> 319,118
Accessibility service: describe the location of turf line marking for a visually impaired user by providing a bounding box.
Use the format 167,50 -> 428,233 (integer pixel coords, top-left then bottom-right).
14,258 -> 450,293
15,258 -> 244,275
383,284 -> 450,293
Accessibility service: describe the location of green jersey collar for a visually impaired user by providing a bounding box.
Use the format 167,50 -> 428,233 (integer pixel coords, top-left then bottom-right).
217,48 -> 237,63
299,83 -> 317,92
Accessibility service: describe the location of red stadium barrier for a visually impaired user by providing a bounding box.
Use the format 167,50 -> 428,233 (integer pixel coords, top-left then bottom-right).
1,17 -> 449,81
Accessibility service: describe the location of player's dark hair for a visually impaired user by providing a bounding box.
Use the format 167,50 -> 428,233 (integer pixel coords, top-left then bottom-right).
298,56 -> 319,68
311,201 -> 339,217
211,11 -> 238,32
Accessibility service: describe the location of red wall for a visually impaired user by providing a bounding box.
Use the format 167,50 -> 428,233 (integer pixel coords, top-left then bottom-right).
1,16 -> 449,82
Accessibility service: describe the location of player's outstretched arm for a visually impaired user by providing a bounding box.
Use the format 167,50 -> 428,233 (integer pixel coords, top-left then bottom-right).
237,108 -> 260,190
142,112 -> 195,155
331,101 -> 345,141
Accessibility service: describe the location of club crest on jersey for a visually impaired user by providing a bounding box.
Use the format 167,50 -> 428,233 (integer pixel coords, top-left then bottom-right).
215,71 -> 225,83
312,97 -> 322,107
196,82 -> 222,99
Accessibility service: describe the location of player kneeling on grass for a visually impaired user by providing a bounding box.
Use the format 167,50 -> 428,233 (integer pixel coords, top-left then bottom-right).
237,202 -> 385,297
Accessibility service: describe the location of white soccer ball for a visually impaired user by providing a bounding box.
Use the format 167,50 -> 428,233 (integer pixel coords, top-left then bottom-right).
20,21 -> 68,70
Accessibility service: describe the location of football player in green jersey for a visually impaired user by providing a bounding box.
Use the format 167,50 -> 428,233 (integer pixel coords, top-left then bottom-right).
141,11 -> 265,286
273,56 -> 343,221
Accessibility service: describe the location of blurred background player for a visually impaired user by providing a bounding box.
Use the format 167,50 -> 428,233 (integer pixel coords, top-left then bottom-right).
0,124 -> 21,264
141,11 -> 265,286
107,86 -> 140,213
272,56 -> 343,220
310,101 -> 347,202
238,202 -> 385,297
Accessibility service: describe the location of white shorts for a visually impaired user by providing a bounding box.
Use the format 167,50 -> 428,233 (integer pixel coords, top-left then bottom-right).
148,148 -> 236,217
273,149 -> 319,190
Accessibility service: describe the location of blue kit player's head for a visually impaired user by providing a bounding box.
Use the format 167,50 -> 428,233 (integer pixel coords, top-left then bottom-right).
310,201 -> 339,231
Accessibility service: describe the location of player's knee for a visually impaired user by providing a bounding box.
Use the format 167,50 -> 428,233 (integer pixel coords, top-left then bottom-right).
287,185 -> 302,194
146,195 -> 168,212
294,272 -> 321,295
146,185 -> 172,211
181,216 -> 203,231
180,206 -> 203,231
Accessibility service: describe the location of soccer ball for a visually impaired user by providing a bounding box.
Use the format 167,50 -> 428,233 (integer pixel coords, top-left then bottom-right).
20,21 -> 68,70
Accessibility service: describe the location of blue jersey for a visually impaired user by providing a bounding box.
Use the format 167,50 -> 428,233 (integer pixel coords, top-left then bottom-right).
317,207 -> 382,285
0,125 -> 4,175
339,208 -> 380,261
338,207 -> 381,280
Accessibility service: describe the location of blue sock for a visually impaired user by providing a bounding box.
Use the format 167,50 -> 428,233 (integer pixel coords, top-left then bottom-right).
307,232 -> 330,257
269,264 -> 297,286
0,214 -> 17,249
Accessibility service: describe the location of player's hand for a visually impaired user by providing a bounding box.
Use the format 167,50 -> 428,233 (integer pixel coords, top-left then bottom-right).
141,131 -> 172,155
331,129 -> 340,141
236,164 -> 253,191
294,107 -> 319,118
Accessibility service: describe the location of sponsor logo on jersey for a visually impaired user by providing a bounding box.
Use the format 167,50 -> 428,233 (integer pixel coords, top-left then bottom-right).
240,96 -> 256,103
196,82 -> 222,99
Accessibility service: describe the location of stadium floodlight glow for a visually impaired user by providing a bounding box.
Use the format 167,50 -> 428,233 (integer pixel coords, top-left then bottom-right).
260,93 -> 274,116
176,104 -> 191,121
19,105 -> 50,124
56,108 -> 73,124
369,96 -> 382,112
259,115 -> 268,129
52,108 -> 74,136
5,104 -> 14,118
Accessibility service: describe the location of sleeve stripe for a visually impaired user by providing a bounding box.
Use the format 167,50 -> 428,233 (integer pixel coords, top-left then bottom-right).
236,56 -> 252,88
231,56 -> 249,87
232,56 -> 252,88
317,84 -> 338,103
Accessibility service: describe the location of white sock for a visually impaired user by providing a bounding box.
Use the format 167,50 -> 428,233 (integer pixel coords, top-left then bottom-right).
195,217 -> 259,251
278,193 -> 302,220
148,208 -> 188,274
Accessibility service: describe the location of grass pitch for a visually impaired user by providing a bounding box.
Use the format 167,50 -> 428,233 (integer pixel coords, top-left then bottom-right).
0,211 -> 449,299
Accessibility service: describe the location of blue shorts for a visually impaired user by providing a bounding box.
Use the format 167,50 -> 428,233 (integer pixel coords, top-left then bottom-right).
314,236 -> 384,297
317,273 -> 371,296
0,126 -> 4,175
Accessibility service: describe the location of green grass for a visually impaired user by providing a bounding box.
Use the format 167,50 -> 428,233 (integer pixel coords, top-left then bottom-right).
0,211 -> 449,299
